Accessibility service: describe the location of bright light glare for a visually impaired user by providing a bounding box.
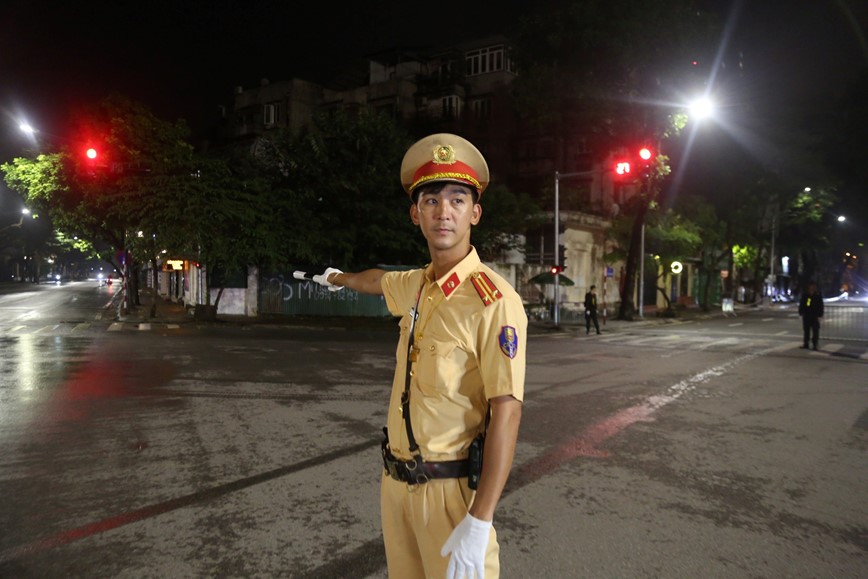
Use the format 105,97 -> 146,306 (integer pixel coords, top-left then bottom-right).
837,215 -> 846,222
639,147 -> 652,160
688,97 -> 715,121
86,148 -> 98,159
19,123 -> 35,135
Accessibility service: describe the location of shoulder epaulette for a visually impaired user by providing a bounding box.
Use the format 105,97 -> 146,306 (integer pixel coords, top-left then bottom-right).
470,271 -> 502,307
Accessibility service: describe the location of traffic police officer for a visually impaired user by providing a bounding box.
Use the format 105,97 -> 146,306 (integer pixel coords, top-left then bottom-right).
310,134 -> 526,578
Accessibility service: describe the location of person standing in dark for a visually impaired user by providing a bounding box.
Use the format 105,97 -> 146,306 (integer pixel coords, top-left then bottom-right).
584,284 -> 600,335
798,282 -> 824,350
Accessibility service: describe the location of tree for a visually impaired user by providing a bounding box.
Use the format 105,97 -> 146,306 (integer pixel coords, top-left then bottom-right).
2,94 -> 275,317
253,110 -> 542,270
672,194 -> 726,311
644,207 -> 702,312
472,183 -> 546,263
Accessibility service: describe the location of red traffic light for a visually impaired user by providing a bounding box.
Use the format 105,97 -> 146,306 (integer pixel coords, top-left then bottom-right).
86,147 -> 98,160
639,147 -> 652,161
550,265 -> 564,274
614,161 -> 631,176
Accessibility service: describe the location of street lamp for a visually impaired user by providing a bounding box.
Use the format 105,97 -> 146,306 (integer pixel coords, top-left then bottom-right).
0,208 -> 33,232
688,97 -> 715,121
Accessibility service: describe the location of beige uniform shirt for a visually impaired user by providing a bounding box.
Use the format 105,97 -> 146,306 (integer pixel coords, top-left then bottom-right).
381,247 -> 527,462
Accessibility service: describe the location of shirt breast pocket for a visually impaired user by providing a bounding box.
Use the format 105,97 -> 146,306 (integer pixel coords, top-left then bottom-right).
416,339 -> 469,398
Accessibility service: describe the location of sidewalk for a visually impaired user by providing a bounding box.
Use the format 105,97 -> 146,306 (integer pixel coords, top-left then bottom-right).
111,288 -> 191,325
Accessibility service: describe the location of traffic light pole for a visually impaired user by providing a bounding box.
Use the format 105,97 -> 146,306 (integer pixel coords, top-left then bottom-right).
554,170 -> 594,327
554,172 -> 560,326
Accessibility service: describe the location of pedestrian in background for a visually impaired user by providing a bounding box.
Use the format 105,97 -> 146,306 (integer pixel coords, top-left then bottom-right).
584,284 -> 600,335
309,133 -> 526,579
798,281 -> 824,350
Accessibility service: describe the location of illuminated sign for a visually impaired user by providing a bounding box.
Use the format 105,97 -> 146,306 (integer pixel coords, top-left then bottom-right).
164,259 -> 184,271
670,261 -> 683,274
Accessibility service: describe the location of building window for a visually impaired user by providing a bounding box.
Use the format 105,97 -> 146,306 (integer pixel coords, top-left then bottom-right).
471,98 -> 491,120
442,95 -> 461,119
436,60 -> 454,81
465,45 -> 513,76
263,103 -> 280,126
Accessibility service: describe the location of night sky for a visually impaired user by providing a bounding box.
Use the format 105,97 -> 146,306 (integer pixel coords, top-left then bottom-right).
1,0 -> 519,139
1,0 -> 866,189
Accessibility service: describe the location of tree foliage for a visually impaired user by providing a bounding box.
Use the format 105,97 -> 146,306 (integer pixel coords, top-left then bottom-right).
254,110 -> 542,269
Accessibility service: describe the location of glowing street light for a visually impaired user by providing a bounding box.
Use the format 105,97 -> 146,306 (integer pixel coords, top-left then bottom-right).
688,97 -> 715,121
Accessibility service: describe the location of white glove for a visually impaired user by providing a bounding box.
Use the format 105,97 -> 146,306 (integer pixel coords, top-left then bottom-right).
441,513 -> 492,579
311,267 -> 344,292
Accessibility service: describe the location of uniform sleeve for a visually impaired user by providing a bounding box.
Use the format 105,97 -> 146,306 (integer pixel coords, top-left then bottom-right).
476,296 -> 528,402
381,270 -> 420,318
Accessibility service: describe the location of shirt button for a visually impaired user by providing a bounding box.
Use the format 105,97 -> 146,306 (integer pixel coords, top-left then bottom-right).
429,345 -> 435,351
409,370 -> 415,377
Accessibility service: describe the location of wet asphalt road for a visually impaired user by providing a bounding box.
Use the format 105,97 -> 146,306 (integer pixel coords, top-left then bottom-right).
0,282 -> 866,578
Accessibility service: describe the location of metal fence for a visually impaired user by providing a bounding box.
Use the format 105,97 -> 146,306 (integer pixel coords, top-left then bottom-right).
822,303 -> 868,341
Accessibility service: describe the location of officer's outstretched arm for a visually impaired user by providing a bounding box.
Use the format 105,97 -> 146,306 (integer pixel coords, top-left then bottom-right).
329,269 -> 387,296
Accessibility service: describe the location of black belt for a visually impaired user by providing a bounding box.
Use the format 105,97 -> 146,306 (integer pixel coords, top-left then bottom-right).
383,452 -> 469,485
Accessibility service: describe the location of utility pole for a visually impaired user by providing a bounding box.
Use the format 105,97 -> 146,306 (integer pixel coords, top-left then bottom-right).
553,169 -> 594,327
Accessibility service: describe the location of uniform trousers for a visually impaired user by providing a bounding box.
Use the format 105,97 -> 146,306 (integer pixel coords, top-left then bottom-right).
381,473 -> 500,578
